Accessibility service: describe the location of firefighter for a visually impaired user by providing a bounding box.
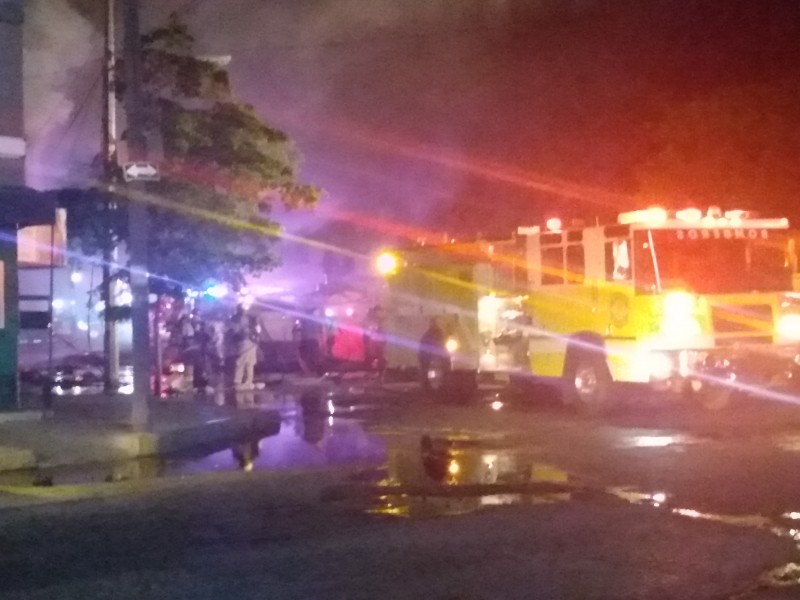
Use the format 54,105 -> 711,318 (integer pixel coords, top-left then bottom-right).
364,305 -> 387,374
297,310 -> 324,376
418,317 -> 449,390
228,306 -> 259,390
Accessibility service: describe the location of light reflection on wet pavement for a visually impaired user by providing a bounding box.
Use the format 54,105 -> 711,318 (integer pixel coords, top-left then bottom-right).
7,383 -> 800,590
617,432 -> 703,448
175,416 -> 387,475
0,390 -> 390,486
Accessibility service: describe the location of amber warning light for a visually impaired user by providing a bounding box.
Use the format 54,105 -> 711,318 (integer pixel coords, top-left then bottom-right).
375,251 -> 399,276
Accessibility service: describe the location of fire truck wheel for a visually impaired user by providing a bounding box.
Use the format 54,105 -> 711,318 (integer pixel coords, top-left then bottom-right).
563,355 -> 613,413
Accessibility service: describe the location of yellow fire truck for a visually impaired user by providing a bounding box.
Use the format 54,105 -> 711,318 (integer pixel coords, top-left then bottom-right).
377,207 -> 800,410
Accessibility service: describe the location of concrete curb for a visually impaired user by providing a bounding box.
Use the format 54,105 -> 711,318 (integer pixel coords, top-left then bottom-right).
0,410 -> 42,424
0,407 -> 282,473
109,410 -> 281,459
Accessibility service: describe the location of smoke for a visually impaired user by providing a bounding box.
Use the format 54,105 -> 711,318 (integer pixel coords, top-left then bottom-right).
24,0 -> 102,189
171,0 -> 522,231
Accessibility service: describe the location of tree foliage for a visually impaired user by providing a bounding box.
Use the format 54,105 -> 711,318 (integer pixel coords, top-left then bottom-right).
635,81 -> 800,216
66,12 -> 321,296
139,13 -> 320,213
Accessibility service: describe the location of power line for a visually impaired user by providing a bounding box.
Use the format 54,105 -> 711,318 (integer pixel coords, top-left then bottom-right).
56,70 -> 103,154
64,79 -> 103,164
23,57 -> 104,81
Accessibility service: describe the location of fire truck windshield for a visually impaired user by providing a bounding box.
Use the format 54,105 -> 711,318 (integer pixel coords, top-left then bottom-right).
633,229 -> 793,294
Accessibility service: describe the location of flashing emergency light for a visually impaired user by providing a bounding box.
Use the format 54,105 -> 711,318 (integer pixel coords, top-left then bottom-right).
620,206 -> 783,227
777,314 -> 800,340
545,217 -> 562,232
375,251 -> 399,276
205,283 -> 229,299
445,338 -> 459,354
724,209 -> 749,221
675,208 -> 702,222
617,207 -> 668,225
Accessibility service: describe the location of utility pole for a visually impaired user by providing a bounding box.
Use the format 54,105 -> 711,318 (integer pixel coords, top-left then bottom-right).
102,0 -> 120,392
123,0 -> 151,428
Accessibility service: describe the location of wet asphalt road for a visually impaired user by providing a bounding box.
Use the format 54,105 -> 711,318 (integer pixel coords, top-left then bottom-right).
2,383 -> 800,598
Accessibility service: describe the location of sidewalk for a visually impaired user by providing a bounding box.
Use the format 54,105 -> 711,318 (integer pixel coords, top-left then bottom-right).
0,390 -> 283,473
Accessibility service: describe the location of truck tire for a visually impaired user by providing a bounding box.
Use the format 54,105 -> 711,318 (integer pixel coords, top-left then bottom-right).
562,353 -> 614,414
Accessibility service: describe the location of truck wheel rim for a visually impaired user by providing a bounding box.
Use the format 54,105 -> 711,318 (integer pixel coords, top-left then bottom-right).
575,366 -> 599,400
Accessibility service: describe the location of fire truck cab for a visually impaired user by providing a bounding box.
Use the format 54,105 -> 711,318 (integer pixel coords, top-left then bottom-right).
377,207 -> 800,410
519,207 -> 800,409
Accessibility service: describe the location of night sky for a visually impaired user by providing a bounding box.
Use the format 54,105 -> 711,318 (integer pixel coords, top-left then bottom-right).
30,0 -> 800,259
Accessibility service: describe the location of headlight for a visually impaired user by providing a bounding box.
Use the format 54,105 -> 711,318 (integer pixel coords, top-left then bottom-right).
445,338 -> 459,354
663,291 -> 696,317
777,314 -> 800,340
661,291 -> 702,338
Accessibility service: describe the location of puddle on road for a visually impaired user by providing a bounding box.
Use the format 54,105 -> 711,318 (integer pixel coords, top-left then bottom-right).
365,491 -> 572,519
0,393 -> 388,487
336,432 -> 575,518
347,431 -> 800,589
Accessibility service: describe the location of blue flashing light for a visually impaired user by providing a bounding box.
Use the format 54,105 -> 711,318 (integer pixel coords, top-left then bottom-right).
205,284 -> 229,299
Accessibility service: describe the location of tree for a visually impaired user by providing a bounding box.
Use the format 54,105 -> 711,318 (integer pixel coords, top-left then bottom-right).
63,13 -> 320,298
635,81 -> 800,218
128,13 -> 321,294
